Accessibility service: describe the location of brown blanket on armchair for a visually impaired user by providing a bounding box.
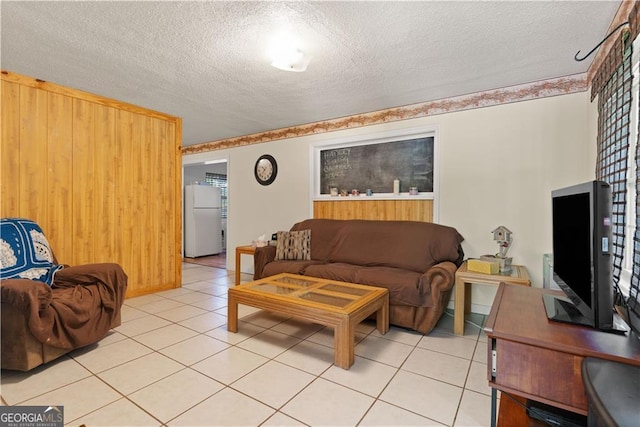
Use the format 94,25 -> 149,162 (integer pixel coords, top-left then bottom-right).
1,263 -> 127,370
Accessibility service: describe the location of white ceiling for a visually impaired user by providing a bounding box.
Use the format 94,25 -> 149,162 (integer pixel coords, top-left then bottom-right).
1,1 -> 621,147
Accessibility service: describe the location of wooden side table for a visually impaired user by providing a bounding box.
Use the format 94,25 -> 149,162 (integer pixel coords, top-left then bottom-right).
234,245 -> 256,285
454,261 -> 530,335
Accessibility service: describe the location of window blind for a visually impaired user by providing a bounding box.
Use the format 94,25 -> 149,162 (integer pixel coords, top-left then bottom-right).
205,173 -> 228,219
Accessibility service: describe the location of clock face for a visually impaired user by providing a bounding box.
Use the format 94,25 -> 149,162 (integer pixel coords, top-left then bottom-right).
254,155 -> 277,185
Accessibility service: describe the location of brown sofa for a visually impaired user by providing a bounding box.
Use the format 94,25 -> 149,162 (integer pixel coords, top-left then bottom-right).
1,263 -> 128,371
254,219 -> 464,334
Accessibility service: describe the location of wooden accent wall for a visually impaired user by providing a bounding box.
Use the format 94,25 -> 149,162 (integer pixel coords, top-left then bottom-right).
1,71 -> 182,297
313,199 -> 434,222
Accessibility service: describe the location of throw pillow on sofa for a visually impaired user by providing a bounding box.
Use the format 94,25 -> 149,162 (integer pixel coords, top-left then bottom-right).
275,229 -> 311,260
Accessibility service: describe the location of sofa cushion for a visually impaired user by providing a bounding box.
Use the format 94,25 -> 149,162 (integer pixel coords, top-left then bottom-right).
275,229 -> 311,260
0,218 -> 63,286
303,263 -> 426,307
303,262 -> 361,283
262,260 -> 323,277
291,220 -> 344,262
354,267 -> 426,307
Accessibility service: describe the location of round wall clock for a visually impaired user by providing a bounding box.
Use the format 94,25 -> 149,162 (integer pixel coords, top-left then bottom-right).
254,154 -> 278,186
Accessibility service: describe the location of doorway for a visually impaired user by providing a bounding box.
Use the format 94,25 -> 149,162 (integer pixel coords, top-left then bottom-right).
183,159 -> 229,270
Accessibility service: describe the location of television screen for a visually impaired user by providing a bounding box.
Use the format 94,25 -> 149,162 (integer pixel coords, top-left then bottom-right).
547,180 -> 627,334
552,192 -> 593,310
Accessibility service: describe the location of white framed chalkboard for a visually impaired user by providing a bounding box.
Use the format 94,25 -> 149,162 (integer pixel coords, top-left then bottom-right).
311,126 -> 438,198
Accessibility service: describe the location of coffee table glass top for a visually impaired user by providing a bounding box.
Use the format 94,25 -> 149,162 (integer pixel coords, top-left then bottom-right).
239,274 -> 382,309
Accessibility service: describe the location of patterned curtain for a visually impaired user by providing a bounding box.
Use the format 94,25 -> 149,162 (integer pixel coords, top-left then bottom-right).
628,66 -> 640,322
595,49 -> 633,286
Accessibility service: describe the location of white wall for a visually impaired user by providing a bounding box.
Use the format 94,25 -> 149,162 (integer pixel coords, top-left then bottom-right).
184,90 -> 598,314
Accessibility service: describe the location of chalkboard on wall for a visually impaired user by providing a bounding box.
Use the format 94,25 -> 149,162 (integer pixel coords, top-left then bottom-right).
319,137 -> 434,194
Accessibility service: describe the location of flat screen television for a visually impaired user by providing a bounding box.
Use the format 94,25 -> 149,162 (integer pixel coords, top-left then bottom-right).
546,180 -> 628,334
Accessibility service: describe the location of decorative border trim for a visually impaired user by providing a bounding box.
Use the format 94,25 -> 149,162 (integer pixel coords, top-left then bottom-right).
586,0 -> 636,86
182,74 -> 587,154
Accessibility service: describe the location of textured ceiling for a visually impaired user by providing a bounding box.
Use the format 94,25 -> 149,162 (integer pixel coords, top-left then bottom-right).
1,1 -> 621,146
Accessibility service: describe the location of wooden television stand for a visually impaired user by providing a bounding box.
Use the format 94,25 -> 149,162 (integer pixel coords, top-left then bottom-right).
484,284 -> 640,427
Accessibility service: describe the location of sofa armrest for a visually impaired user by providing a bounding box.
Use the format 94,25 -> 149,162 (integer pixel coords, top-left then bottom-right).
418,261 -> 458,305
253,245 -> 277,280
0,279 -> 52,312
53,263 -> 126,288
53,263 -> 128,316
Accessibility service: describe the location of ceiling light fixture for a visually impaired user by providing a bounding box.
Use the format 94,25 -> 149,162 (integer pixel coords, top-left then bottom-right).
270,48 -> 310,72
268,32 -> 310,72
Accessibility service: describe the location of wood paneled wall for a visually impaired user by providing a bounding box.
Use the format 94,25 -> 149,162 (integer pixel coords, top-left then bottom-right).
1,71 -> 182,297
313,199 -> 434,222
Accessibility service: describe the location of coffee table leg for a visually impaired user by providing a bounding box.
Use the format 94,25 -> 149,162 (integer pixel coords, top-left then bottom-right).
334,318 -> 354,369
234,247 -> 241,285
227,296 -> 238,332
376,294 -> 389,335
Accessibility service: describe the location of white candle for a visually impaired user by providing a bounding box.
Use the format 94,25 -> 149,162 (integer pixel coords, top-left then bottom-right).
393,178 -> 400,195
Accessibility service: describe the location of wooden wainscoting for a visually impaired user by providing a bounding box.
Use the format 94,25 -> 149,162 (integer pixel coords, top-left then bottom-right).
313,199 -> 433,222
1,70 -> 182,297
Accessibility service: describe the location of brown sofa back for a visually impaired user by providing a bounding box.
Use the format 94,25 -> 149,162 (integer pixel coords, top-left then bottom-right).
291,219 -> 463,273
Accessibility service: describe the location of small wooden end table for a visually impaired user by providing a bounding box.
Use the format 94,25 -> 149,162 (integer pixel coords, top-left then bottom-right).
234,245 -> 256,285
228,273 -> 389,369
454,261 -> 530,335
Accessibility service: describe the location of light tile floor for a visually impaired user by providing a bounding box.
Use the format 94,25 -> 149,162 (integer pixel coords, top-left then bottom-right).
1,263 -> 493,427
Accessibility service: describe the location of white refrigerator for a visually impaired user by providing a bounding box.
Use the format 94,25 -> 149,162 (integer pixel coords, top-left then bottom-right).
184,184 -> 222,257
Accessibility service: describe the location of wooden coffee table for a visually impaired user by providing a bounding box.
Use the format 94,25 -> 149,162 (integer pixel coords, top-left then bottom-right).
227,273 -> 389,369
